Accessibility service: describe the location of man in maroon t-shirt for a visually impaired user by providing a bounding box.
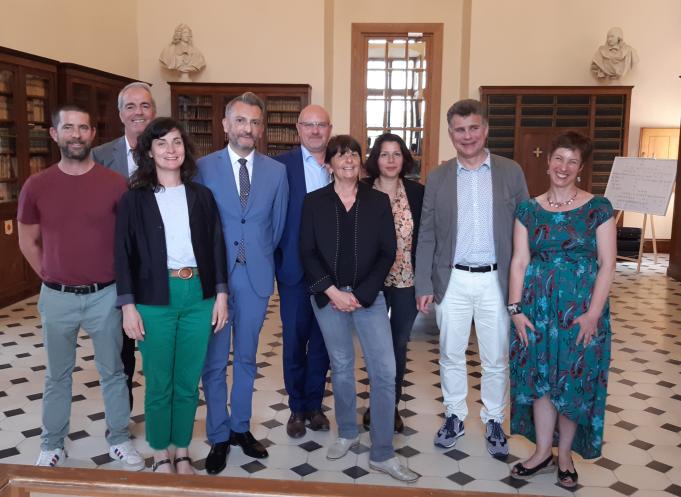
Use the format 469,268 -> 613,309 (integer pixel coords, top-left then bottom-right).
17,105 -> 143,470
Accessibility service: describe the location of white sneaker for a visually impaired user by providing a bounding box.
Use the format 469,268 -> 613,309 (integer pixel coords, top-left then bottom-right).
109,441 -> 145,471
326,436 -> 360,460
35,448 -> 65,467
369,457 -> 420,482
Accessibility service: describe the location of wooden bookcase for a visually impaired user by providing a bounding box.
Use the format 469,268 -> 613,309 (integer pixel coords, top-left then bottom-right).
59,63 -> 138,146
169,82 -> 311,157
0,47 -> 59,306
480,86 -> 632,196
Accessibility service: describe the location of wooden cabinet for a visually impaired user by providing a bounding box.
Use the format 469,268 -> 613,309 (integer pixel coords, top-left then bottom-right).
480,86 -> 632,197
59,63 -> 138,146
0,47 -> 59,307
169,82 -> 311,157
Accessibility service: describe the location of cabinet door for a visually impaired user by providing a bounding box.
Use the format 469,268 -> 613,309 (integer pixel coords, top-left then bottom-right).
639,128 -> 680,160
0,66 -> 19,204
24,71 -> 55,177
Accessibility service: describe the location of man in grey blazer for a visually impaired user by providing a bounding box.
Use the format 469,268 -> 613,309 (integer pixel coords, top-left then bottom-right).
415,99 -> 528,460
91,81 -> 156,410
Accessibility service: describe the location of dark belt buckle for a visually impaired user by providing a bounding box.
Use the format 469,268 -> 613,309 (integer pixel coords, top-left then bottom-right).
177,267 -> 193,280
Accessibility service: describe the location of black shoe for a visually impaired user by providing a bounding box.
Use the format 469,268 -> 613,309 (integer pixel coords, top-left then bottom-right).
511,453 -> 555,479
205,441 -> 230,475
306,410 -> 330,431
229,431 -> 268,459
286,412 -> 307,438
362,408 -> 371,430
394,407 -> 404,434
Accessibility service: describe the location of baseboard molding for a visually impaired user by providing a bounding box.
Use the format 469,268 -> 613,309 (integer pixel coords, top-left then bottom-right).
643,239 -> 670,253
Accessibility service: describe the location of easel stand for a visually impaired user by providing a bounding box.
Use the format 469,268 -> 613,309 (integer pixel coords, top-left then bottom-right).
615,211 -> 658,273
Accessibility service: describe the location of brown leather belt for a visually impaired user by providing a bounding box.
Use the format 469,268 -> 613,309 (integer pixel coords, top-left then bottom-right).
169,267 -> 198,279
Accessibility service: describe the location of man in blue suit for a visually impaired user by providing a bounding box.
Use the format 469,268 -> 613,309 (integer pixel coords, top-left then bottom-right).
197,92 -> 288,474
274,105 -> 332,439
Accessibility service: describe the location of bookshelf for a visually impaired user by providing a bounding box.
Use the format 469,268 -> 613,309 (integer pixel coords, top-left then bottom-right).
0,46 -> 59,307
169,82 -> 311,157
59,63 -> 139,146
480,86 -> 632,196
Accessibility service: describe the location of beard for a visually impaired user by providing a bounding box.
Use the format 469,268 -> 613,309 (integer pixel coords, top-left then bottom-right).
59,140 -> 91,161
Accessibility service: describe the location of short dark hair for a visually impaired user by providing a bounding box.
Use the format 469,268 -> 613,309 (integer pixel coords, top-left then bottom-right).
549,131 -> 593,165
446,98 -> 486,126
324,135 -> 363,166
51,104 -> 91,128
364,133 -> 414,179
130,117 -> 197,191
225,92 -> 266,118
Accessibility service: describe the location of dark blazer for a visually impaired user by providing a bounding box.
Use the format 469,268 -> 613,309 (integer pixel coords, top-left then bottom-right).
115,181 -> 228,306
300,181 -> 396,308
362,177 -> 424,269
274,147 -> 309,286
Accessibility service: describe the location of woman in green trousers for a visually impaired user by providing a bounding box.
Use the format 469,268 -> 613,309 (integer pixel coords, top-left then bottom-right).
115,117 -> 228,474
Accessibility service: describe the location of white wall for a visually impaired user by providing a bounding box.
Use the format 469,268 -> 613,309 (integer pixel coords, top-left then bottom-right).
0,0 -> 139,77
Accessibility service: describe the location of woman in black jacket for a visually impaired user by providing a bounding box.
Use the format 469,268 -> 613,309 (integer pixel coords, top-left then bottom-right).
115,117 -> 227,474
362,133 -> 424,434
300,135 -> 418,483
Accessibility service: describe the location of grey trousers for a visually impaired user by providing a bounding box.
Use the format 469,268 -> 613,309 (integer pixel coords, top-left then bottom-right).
311,291 -> 396,462
38,284 -> 131,450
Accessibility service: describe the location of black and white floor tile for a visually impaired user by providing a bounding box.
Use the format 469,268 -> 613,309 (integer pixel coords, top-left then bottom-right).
1,255 -> 680,496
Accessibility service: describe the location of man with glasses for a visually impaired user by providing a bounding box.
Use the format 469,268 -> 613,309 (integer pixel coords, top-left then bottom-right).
197,92 -> 288,474
274,105 -> 332,438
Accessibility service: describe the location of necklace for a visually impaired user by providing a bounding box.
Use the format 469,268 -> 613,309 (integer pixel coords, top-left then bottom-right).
546,190 -> 578,208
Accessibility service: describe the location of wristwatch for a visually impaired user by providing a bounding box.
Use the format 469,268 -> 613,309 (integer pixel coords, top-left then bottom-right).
506,303 -> 522,316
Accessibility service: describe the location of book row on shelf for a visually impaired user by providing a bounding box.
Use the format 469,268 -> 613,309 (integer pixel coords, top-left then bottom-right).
29,156 -> 46,175
266,99 -> 301,113
25,77 -> 47,98
29,128 -> 49,154
183,120 -> 212,133
0,128 -> 13,153
26,98 -> 46,122
192,134 -> 214,155
178,106 -> 212,119
268,112 -> 298,124
0,154 -> 17,179
267,126 -> 300,144
0,183 -> 15,202
0,71 -> 11,93
0,96 -> 10,119
179,95 -> 212,106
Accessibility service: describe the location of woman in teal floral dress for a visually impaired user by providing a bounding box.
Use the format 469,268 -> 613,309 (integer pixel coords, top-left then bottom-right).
507,132 -> 616,489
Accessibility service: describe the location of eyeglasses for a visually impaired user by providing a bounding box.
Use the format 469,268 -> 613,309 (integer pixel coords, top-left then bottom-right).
334,151 -> 361,160
298,121 -> 330,130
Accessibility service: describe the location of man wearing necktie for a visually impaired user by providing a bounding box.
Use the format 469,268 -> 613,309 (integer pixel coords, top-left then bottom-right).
197,92 -> 289,474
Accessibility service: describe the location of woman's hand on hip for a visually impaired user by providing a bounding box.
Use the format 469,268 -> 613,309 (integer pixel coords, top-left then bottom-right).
122,304 -> 145,341
511,313 -> 534,347
212,292 -> 229,333
574,312 -> 599,346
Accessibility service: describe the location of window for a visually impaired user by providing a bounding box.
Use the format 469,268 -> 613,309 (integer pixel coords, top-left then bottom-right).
351,24 -> 443,179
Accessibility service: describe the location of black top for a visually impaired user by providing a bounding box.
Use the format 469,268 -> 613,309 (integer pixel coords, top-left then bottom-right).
115,181 -> 228,306
300,181 -> 396,308
362,177 -> 425,269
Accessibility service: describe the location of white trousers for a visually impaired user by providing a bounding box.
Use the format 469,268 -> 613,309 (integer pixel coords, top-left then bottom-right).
435,268 -> 509,424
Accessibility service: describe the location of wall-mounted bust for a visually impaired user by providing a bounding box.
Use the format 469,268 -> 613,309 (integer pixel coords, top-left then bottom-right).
591,27 -> 637,79
160,24 -> 206,74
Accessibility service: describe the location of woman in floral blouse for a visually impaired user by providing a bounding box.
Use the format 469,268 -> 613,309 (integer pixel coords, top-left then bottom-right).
363,133 -> 424,433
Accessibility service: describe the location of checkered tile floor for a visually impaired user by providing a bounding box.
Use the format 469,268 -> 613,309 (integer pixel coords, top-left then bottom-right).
1,255 -> 680,496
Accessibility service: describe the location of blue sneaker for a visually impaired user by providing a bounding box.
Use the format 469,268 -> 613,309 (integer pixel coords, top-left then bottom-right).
434,414 -> 465,448
485,420 -> 509,460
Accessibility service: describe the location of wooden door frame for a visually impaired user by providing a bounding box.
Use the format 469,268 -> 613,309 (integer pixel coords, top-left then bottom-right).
350,23 -> 443,180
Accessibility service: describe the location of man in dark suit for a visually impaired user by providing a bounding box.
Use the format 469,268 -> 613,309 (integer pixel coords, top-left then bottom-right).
274,105 -> 332,438
198,92 -> 288,474
91,81 -> 156,410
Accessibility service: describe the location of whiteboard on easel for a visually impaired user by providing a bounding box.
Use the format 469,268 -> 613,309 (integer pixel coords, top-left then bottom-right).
604,157 -> 677,216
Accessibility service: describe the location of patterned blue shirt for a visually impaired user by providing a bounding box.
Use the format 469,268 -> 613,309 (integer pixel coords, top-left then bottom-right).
301,146 -> 331,193
453,151 -> 496,266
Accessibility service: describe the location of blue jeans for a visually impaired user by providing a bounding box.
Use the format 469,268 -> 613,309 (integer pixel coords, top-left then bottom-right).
312,291 -> 396,462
